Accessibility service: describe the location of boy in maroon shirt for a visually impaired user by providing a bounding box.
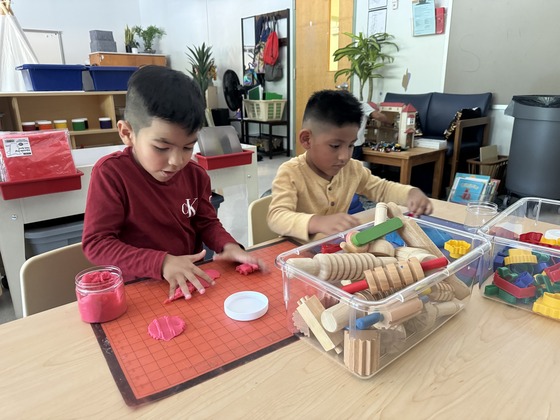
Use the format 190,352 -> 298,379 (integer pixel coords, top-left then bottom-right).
82,66 -> 264,300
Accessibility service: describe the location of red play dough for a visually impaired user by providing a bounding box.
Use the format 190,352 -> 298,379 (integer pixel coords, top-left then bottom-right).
235,263 -> 259,275
148,316 -> 186,341
163,269 -> 221,304
76,270 -> 127,323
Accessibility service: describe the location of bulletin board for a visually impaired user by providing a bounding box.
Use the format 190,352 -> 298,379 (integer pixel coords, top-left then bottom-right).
22,29 -> 65,64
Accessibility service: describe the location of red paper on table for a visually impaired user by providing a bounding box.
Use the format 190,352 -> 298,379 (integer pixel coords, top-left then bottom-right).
0,130 -> 76,182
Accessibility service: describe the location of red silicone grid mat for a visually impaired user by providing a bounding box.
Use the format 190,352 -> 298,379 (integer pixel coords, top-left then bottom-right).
92,240 -> 297,406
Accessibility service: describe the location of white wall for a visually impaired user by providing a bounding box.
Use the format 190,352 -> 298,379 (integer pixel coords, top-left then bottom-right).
12,0 -> 141,64
354,0 -> 512,152
11,0 -> 290,108
353,0 -> 451,103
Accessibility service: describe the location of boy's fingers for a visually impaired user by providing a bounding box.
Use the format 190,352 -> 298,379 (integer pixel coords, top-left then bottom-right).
177,278 -> 192,300
185,274 -> 205,295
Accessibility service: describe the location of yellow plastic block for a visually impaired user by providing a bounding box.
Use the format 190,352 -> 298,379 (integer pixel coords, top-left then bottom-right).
504,249 -> 538,265
533,293 -> 560,320
444,240 -> 471,259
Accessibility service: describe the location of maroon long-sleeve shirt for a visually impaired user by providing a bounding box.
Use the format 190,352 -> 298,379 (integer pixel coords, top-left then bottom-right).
82,147 -> 236,281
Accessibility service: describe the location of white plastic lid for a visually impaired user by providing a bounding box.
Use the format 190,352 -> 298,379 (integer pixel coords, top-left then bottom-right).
224,291 -> 268,321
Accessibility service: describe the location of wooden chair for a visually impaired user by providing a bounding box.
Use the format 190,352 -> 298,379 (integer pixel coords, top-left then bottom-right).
248,195 -> 279,246
20,242 -> 94,317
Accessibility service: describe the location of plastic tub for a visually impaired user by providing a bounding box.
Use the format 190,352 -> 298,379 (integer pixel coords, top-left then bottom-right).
478,196 -> 560,321
86,66 -> 137,91
24,219 -> 84,258
276,215 -> 491,378
16,64 -> 86,91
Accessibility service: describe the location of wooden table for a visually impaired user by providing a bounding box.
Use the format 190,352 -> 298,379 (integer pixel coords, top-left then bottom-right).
362,146 -> 446,199
2,201 -> 559,418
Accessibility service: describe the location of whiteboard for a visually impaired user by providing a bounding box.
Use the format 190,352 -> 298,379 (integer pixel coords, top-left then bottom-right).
22,29 -> 65,64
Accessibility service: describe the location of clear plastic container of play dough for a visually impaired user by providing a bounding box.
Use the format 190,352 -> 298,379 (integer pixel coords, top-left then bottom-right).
75,265 -> 127,323
276,215 -> 491,379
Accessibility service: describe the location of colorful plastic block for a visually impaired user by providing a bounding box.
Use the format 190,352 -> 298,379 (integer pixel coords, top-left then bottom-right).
493,272 -> 536,299
504,249 -> 537,265
350,218 -> 403,247
513,272 -> 534,288
496,267 -> 518,282
533,293 -> 560,319
484,284 -> 499,296
497,288 -> 518,304
544,262 -> 560,282
444,240 -> 471,259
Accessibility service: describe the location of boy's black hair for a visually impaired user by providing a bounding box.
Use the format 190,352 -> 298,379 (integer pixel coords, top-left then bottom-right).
302,89 -> 363,127
124,65 -> 205,134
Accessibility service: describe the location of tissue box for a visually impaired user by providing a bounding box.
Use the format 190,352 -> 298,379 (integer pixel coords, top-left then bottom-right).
478,197 -> 560,321
276,214 -> 490,378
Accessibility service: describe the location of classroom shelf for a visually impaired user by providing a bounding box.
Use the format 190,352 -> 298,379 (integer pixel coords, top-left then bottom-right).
0,91 -> 126,149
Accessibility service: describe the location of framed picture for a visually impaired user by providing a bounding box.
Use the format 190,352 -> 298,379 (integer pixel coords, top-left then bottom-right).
369,0 -> 388,9
368,8 -> 387,36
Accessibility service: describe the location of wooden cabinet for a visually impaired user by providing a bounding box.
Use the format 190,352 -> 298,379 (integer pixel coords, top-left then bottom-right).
0,91 -> 126,149
89,52 -> 167,67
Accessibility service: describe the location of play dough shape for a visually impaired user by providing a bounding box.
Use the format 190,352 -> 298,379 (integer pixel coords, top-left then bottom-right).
163,269 -> 220,304
148,316 -> 186,341
224,291 -> 269,321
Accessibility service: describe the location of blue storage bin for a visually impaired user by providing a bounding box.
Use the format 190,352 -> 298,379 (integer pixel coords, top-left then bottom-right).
87,66 -> 137,91
16,64 -> 86,91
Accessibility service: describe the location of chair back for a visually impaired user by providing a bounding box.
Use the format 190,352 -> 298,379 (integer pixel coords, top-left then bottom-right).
20,242 -> 94,317
248,195 -> 278,246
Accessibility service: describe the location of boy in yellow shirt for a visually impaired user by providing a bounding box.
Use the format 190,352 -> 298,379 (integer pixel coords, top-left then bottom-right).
268,89 -> 432,243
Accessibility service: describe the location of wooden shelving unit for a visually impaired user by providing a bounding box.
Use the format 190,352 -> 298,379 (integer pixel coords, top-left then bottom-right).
0,91 -> 126,149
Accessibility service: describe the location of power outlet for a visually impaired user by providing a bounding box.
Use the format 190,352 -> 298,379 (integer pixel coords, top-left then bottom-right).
392,0 -> 398,10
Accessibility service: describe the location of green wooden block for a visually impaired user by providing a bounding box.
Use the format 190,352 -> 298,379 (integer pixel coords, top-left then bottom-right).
351,217 -> 403,247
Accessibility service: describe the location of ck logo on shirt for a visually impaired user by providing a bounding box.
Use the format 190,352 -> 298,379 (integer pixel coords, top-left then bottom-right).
181,198 -> 198,217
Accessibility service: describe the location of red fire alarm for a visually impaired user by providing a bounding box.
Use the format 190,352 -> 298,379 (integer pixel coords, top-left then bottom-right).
436,7 -> 445,34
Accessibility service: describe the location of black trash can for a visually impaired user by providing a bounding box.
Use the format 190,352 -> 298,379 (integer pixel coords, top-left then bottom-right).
505,95 -> 560,200
203,192 -> 225,260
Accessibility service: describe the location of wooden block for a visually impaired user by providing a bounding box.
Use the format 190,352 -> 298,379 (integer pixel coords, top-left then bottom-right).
396,261 -> 414,286
343,329 -> 380,376
351,217 -> 404,247
286,258 -> 320,276
374,203 -> 388,226
407,257 -> 425,282
386,202 -> 470,300
321,302 -> 364,333
367,239 -> 395,257
296,296 -> 343,353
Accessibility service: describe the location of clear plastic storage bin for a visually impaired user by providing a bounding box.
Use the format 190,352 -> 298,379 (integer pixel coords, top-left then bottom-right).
478,197 -> 560,321
276,215 -> 491,379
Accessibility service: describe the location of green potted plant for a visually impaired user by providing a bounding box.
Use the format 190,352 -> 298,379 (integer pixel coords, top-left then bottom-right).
124,25 -> 138,53
333,32 -> 399,102
185,42 -> 216,103
132,25 -> 166,53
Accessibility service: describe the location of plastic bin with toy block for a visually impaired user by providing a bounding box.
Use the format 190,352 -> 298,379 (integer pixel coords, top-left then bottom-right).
276,203 -> 491,379
477,197 -> 560,321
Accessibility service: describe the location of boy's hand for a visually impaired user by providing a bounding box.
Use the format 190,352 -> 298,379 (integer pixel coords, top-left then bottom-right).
213,243 -> 268,272
162,250 -> 216,300
407,188 -> 433,216
308,213 -> 361,236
